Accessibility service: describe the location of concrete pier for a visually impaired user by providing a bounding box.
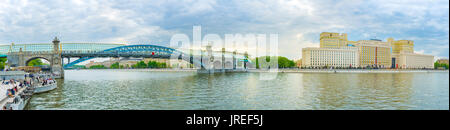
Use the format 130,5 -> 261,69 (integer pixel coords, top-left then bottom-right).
0,71 -> 26,80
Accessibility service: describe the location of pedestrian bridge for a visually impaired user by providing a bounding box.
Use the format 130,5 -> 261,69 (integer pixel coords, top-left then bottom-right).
0,42 -> 126,56
2,38 -> 251,77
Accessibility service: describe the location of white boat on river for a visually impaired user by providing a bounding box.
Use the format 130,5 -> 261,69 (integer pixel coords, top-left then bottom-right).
2,87 -> 34,110
1,72 -> 58,110
7,94 -> 32,110
33,83 -> 57,94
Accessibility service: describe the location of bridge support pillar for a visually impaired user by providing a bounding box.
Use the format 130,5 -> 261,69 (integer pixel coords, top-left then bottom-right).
50,56 -> 64,78
51,37 -> 64,78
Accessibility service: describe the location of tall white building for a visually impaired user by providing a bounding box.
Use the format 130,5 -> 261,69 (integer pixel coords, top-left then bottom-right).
302,47 -> 359,68
354,39 -> 392,68
393,53 -> 434,69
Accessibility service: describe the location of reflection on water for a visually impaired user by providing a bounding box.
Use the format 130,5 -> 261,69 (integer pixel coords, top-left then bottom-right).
26,70 -> 449,110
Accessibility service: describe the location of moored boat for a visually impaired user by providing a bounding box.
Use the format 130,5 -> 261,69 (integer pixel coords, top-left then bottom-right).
2,87 -> 34,110
33,83 -> 57,94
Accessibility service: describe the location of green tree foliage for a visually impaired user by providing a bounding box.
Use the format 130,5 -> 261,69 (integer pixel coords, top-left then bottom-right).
132,61 -> 148,68
0,57 -> 6,70
89,65 -> 106,69
0,62 -> 5,70
110,62 -> 120,69
254,56 -> 296,69
277,56 -> 296,68
159,62 -> 167,68
87,60 -> 168,69
138,61 -> 147,68
147,61 -> 167,68
434,62 -> 449,69
27,58 -> 48,66
72,65 -> 86,69
0,57 -> 6,63
148,61 -> 157,68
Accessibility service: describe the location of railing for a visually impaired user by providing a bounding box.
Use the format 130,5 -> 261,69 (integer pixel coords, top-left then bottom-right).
0,71 -> 27,76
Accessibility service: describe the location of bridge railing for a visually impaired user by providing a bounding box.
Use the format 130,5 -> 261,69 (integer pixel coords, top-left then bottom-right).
8,51 -> 54,55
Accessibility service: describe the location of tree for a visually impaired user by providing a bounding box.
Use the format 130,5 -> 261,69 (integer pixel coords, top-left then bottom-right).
148,61 -> 157,68
72,65 -> 86,69
89,65 -> 106,69
147,61 -> 167,68
110,62 -> 120,69
27,59 -> 48,66
0,57 -> 6,70
159,62 -> 167,68
133,61 -> 147,69
435,61 -> 449,70
254,56 -> 295,69
0,57 -> 6,63
139,61 -> 147,68
277,56 -> 295,68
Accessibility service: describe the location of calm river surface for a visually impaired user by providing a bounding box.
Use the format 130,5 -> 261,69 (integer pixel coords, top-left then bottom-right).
26,70 -> 449,110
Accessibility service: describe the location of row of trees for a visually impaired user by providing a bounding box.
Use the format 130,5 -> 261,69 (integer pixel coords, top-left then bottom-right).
89,65 -> 107,69
253,56 -> 296,69
90,61 -> 168,69
130,61 -> 168,69
434,61 -> 449,70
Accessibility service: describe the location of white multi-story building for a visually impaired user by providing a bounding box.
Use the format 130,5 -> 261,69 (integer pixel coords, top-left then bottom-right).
302,47 -> 359,68
393,53 -> 434,69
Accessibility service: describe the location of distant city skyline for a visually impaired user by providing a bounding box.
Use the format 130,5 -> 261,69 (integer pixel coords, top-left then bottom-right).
0,0 -> 448,60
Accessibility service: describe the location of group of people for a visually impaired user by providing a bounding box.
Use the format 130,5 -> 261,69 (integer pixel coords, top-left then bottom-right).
2,79 -> 20,97
1,79 -> 21,110
32,74 -> 55,86
2,76 -> 35,97
5,85 -> 18,98
1,73 -> 54,110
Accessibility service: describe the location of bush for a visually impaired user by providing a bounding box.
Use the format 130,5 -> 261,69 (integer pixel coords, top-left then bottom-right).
89,65 -> 106,69
435,62 -> 449,69
254,56 -> 296,69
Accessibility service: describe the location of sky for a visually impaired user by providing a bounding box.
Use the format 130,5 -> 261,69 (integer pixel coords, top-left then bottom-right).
0,0 -> 449,60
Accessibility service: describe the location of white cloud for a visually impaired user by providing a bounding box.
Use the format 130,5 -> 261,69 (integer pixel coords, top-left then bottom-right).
0,0 -> 448,59
415,50 -> 425,54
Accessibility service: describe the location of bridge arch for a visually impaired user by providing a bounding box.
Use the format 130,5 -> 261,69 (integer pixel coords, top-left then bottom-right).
63,45 -> 204,69
25,56 -> 51,66
213,61 -> 222,69
225,61 -> 233,69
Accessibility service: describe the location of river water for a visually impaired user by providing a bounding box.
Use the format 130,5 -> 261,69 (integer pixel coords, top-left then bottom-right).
26,70 -> 449,110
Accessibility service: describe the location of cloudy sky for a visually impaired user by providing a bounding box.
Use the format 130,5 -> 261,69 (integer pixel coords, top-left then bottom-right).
0,0 -> 448,60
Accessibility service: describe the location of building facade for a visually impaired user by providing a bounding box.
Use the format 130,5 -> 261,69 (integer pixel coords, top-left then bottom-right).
394,53 -> 434,69
295,59 -> 302,68
302,32 -> 436,69
437,59 -> 449,64
389,38 -> 434,69
355,39 -> 392,68
390,38 -> 414,54
302,47 -> 359,68
320,32 -> 348,48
